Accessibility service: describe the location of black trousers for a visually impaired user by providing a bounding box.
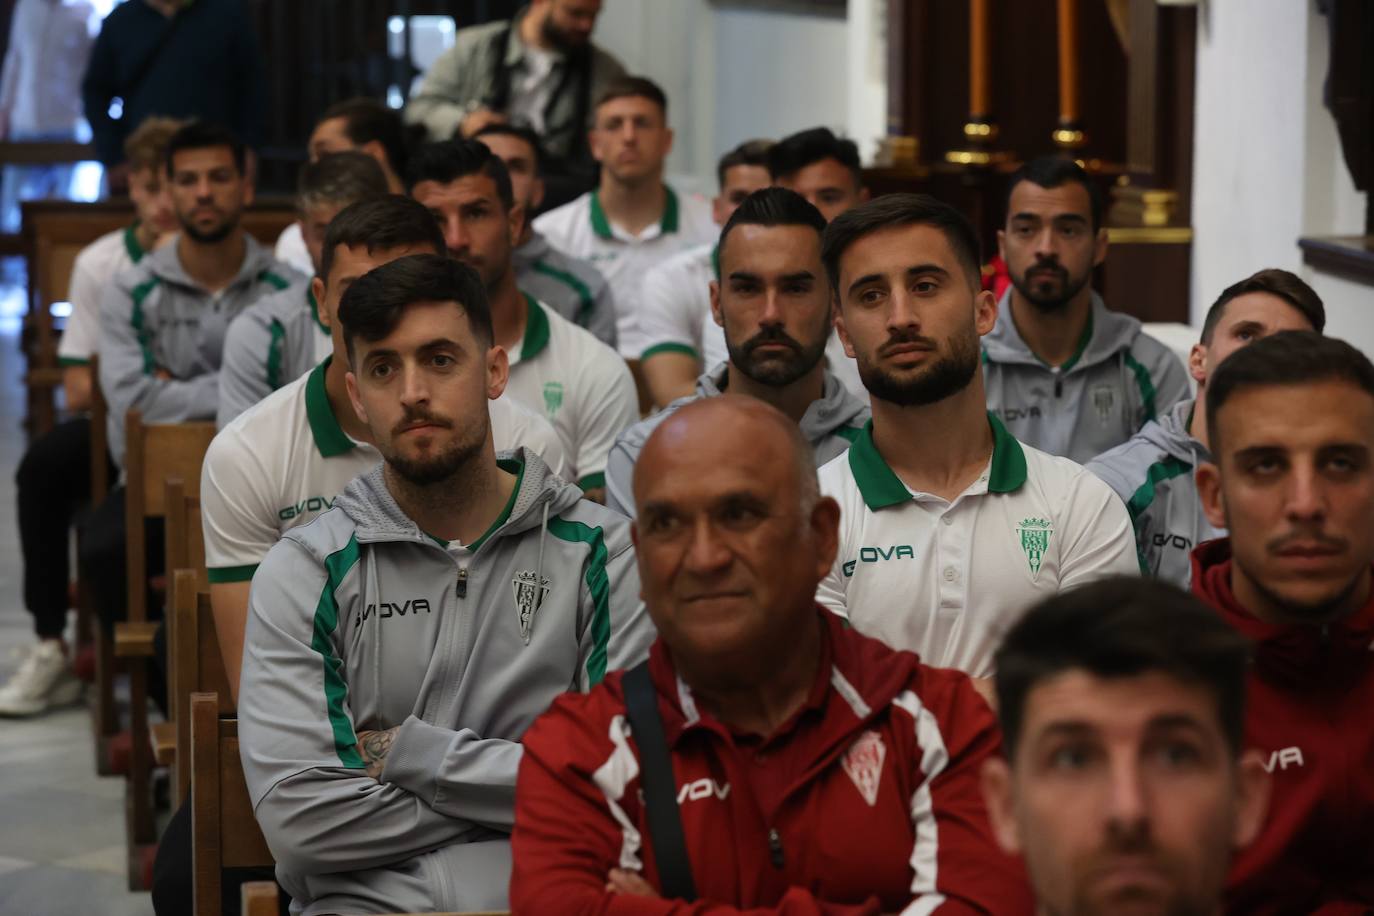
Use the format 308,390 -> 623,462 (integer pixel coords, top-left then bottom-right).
153,796 -> 286,916
15,417 -> 114,639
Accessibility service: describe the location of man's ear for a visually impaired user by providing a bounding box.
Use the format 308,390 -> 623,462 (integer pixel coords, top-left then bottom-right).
486,344 -> 510,400
979,757 -> 1023,856
974,288 -> 998,337
1233,749 -> 1272,850
311,276 -> 329,329
1092,226 -> 1109,268
1196,461 -> 1227,529
508,203 -> 525,246
344,369 -> 368,425
858,185 -> 870,204
709,280 -> 723,328
1188,342 -> 1208,387
996,228 -> 1008,263
834,298 -> 856,359
530,176 -> 546,213
809,495 -> 841,581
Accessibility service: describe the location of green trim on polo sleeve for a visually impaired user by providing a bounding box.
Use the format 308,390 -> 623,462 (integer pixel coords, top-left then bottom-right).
577,471 -> 606,493
266,319 -> 286,391
59,356 -> 91,367
258,269 -> 291,291
531,260 -> 595,327
207,564 -> 259,584
834,423 -> 862,445
589,191 -> 613,240
305,357 -> 356,457
640,342 -> 699,361
519,294 -> 551,360
661,186 -> 680,233
986,412 -> 1028,493
1124,352 -> 1159,423
123,223 -> 146,264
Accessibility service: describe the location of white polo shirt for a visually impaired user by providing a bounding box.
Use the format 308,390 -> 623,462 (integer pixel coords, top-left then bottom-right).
58,224 -> 144,365
202,356 -> 568,583
504,294 -> 638,492
817,414 -> 1137,677
531,186 -> 717,358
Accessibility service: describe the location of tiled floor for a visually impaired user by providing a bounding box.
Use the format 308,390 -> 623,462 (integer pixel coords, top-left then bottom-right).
0,319 -> 155,915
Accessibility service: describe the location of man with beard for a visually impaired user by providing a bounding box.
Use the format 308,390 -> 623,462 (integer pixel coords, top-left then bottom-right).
533,77 -> 717,358
982,157 -> 1190,464
475,122 -> 618,348
237,254 -> 653,915
981,577 -> 1271,916
1192,331 -> 1374,912
603,188 -> 869,517
405,0 -> 625,207
815,194 -> 1136,678
81,120 -> 295,638
411,138 -> 637,500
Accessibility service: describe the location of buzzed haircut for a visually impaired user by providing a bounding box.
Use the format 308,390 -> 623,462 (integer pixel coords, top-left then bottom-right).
408,139 -> 515,212
1206,331 -> 1374,450
717,187 -> 826,275
716,138 -> 774,189
473,122 -> 546,175
296,151 -> 390,216
767,127 -> 861,185
994,576 -> 1251,756
318,194 -> 445,284
124,116 -> 186,174
821,192 -> 983,293
165,120 -> 245,176
339,253 -> 494,363
1005,155 -> 1103,233
1200,268 -> 1326,344
317,97 -> 409,179
594,75 -> 668,118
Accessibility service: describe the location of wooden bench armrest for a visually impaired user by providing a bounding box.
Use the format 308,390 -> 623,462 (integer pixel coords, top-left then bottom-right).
152,721 -> 176,767
114,621 -> 159,658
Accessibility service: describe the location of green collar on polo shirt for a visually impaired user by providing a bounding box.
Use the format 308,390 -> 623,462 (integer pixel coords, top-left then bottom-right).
124,222 -> 146,264
305,356 -> 356,458
848,411 -> 1028,510
516,292 -> 552,361
307,284 -> 329,334
588,186 -> 680,240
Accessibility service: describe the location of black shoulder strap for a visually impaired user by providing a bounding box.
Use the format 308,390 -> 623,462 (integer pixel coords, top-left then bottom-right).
486,23 -> 514,111
123,5 -> 191,102
622,660 -> 697,902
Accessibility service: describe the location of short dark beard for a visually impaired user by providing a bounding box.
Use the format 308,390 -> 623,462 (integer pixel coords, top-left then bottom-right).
180,214 -> 238,245
539,13 -> 580,52
727,323 -> 828,388
383,414 -> 488,487
857,324 -> 980,407
1010,259 -> 1091,312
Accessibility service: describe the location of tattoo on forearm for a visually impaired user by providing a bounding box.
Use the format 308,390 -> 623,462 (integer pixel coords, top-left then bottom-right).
358,727 -> 398,779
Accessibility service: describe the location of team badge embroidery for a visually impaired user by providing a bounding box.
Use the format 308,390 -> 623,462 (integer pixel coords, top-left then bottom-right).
841,730 -> 886,807
511,570 -> 550,644
1091,385 -> 1116,425
1017,517 -> 1054,575
543,381 -> 565,417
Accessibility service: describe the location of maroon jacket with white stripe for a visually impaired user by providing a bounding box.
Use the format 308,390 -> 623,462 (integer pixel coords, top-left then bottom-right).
510,608 -> 1034,914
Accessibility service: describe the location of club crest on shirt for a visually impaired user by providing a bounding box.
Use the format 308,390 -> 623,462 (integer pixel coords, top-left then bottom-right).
1091,384 -> 1116,425
512,570 -> 550,644
841,730 -> 886,807
1017,517 -> 1054,575
543,381 -> 565,417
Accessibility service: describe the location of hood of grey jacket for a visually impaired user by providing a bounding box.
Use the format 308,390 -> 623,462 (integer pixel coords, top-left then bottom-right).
603,362 -> 870,516
238,447 -> 653,914
142,231 -> 284,292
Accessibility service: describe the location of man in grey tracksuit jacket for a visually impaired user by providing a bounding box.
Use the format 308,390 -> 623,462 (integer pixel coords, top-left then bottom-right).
604,362 -> 870,517
981,290 -> 1191,465
216,280 -> 331,427
98,233 -> 295,465
513,228 -> 617,350
1086,398 -> 1222,587
238,448 -> 654,915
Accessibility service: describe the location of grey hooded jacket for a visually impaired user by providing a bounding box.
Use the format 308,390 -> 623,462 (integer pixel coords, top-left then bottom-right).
604,363 -> 871,517
1085,398 -> 1223,588
982,291 -> 1191,464
238,449 -> 654,915
514,229 -> 617,349
98,234 -> 294,466
217,280 -> 328,427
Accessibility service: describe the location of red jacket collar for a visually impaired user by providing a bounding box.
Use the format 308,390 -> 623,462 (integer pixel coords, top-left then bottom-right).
1191,538 -> 1374,689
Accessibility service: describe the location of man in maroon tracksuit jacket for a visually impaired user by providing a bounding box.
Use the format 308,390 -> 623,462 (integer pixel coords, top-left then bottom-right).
1192,331 -> 1374,914
510,396 -> 1033,914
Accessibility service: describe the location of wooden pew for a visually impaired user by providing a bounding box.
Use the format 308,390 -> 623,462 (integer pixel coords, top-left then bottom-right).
159,488 -> 212,786
169,570 -> 229,806
85,355 -> 118,772
240,880 -> 510,916
114,412 -> 217,887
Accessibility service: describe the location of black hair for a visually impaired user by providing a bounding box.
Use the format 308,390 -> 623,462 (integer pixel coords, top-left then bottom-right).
767,127 -> 861,185
1206,331 -> 1374,449
318,194 -> 445,285
296,151 -> 390,215
317,97 -> 409,179
994,576 -> 1251,757
821,192 -> 982,293
407,139 -> 515,212
716,138 -> 774,189
339,253 -> 494,363
1200,268 -> 1326,344
717,187 -> 826,275
164,120 -> 245,176
594,75 -> 668,118
473,122 -> 546,176
1004,155 -> 1103,233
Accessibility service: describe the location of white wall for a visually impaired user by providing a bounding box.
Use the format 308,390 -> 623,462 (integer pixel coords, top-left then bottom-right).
1191,0 -> 1369,351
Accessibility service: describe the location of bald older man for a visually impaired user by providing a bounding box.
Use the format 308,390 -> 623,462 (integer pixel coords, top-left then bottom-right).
510,396 -> 1033,914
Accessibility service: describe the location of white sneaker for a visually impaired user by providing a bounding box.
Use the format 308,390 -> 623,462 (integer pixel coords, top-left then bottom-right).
0,640 -> 83,717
